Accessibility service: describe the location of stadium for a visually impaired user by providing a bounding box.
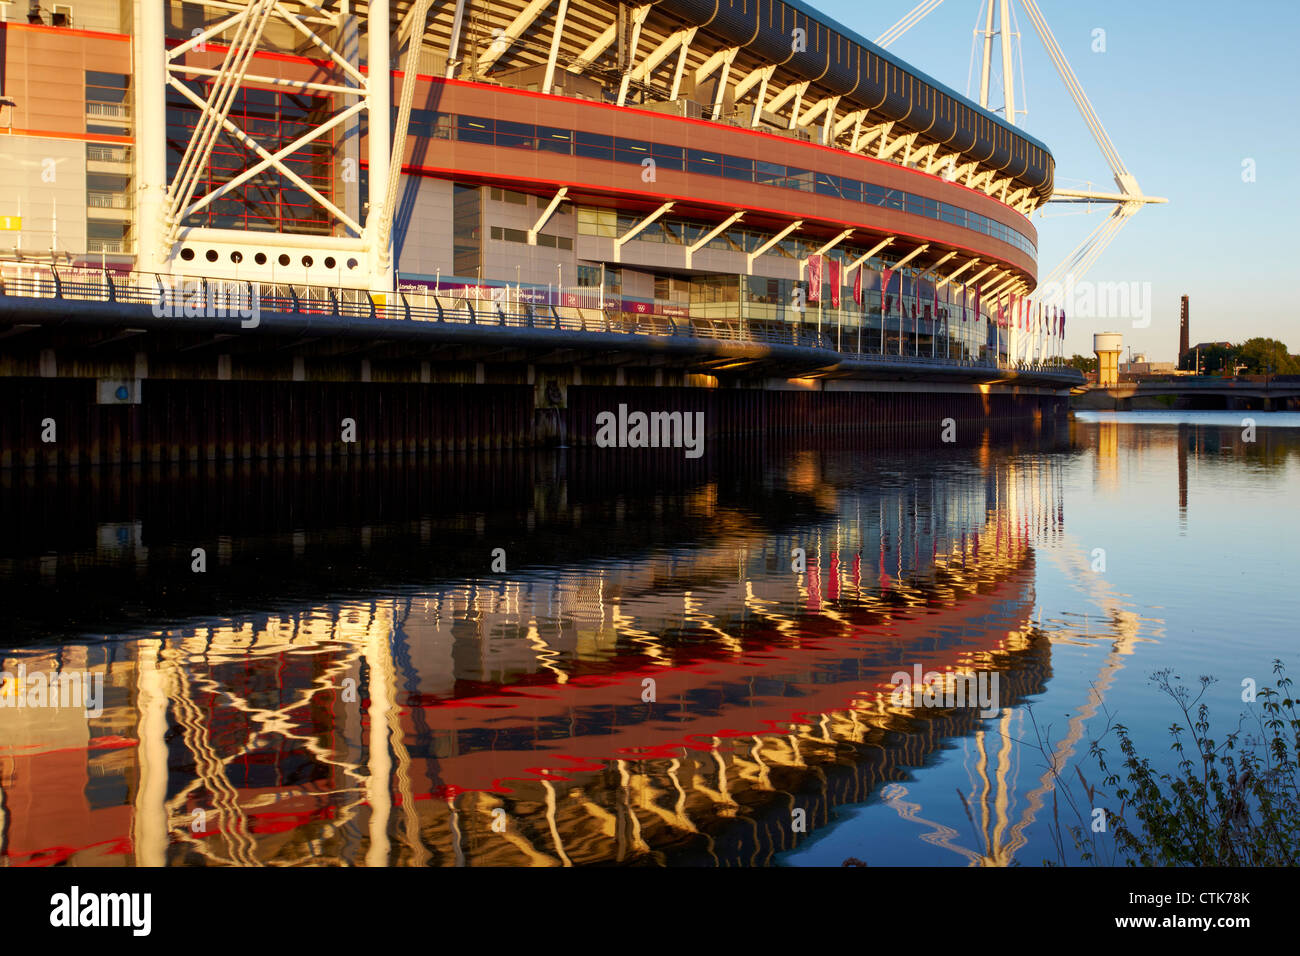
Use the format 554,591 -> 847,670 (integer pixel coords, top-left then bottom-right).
0,1 -> 1080,466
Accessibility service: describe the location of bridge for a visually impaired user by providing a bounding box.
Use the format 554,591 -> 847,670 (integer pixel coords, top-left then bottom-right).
0,261 -> 1081,467
1073,376 -> 1300,411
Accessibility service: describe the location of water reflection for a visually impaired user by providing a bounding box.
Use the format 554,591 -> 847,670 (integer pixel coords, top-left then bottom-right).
2,421 -> 1296,866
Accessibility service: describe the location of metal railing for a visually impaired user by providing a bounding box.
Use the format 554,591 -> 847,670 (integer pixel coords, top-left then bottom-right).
87,192 -> 131,209
87,146 -> 131,163
0,260 -> 1074,376
86,101 -> 130,119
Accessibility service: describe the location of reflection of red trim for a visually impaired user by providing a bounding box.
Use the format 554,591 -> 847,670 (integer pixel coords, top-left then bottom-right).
9,837 -> 132,868
386,562 -> 1036,795
3,556 -> 1035,864
0,735 -> 137,758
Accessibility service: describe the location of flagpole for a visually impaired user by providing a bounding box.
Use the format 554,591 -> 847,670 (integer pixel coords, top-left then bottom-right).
856,267 -> 863,354
880,268 -> 889,355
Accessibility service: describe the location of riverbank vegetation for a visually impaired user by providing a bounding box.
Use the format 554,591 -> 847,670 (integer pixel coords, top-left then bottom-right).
1037,662 -> 1299,865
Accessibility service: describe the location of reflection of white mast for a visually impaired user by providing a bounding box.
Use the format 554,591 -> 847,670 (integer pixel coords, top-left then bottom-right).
364,625 -> 393,867
133,639 -> 169,866
0,745 -> 7,863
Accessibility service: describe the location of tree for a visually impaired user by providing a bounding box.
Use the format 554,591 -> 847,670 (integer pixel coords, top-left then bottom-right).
1182,344 -> 1233,374
1065,353 -> 1097,374
1235,337 -> 1298,375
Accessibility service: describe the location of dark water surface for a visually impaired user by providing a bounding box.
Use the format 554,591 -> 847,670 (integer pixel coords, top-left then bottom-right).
1,413 -> 1296,866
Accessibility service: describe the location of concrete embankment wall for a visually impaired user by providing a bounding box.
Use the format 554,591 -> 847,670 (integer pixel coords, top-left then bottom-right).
0,378 -> 1068,467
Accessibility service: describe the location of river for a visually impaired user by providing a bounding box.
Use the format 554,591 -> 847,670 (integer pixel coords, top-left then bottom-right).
1,411 -> 1296,866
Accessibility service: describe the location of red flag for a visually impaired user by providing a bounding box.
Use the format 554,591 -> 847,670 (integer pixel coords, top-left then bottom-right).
1060,308 -> 1066,337
932,282 -> 939,328
881,267 -> 894,315
829,258 -> 841,309
807,254 -> 823,303
974,284 -> 982,325
853,265 -> 862,306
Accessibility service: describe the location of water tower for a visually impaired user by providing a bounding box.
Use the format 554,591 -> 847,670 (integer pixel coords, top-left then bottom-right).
1094,332 -> 1123,386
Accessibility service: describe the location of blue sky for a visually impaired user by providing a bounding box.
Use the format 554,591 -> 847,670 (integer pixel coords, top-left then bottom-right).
817,0 -> 1300,361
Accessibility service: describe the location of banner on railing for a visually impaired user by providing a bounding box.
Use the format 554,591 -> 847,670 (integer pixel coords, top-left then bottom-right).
806,254 -> 823,303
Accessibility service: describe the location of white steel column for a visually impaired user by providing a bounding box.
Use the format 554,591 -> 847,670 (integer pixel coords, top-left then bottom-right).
543,0 -> 571,96
979,0 -> 996,110
999,0 -> 1016,125
367,0 -> 392,290
341,8 -> 362,235
529,187 -> 569,245
133,0 -> 169,273
747,219 -> 802,274
684,210 -> 742,268
615,201 -> 676,263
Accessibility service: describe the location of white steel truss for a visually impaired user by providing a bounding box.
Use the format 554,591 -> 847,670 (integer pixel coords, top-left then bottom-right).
132,1 -> 1109,296
140,0 -> 394,290
893,0 -> 1168,286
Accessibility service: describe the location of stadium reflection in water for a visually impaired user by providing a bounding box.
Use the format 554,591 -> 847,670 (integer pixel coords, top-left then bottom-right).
2,422 -> 1290,866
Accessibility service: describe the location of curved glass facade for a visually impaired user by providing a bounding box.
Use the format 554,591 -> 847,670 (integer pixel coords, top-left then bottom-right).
408,110 -> 1038,259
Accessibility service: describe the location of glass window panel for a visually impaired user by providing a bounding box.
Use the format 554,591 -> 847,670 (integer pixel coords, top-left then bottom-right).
784,168 -> 814,191
615,138 -> 653,164
575,130 -> 613,159
814,174 -> 843,198
754,160 -> 785,185
651,143 -> 683,170
686,149 -> 723,175
495,120 -> 536,149
537,127 -> 572,154
457,116 -> 495,144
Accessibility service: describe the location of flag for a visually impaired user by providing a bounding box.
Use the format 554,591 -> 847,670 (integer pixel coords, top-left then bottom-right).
974,284 -> 982,325
1060,308 -> 1066,337
807,254 -> 823,303
852,265 -> 862,306
829,258 -> 841,309
932,281 -> 939,330
881,267 -> 894,315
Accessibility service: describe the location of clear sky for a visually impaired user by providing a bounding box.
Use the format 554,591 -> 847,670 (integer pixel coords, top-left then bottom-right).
817,0 -> 1300,362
